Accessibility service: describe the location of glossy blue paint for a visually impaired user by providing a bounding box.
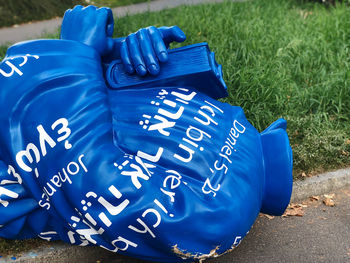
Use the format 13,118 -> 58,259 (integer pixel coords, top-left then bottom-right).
113,26 -> 187,76
0,5 -> 293,262
107,43 -> 228,99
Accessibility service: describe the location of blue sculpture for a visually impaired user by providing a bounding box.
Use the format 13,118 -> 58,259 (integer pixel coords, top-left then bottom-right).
0,5 -> 293,262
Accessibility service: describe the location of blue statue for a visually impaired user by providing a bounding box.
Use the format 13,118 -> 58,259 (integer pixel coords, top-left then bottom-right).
0,5 -> 293,262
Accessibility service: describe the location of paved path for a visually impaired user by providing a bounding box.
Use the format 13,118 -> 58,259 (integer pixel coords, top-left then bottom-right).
107,186 -> 350,263
10,186 -> 348,263
206,186 -> 350,263
1,169 -> 349,263
87,186 -> 350,263
0,0 -> 243,46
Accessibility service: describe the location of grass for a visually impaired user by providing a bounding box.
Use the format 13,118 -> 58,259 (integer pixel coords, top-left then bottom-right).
0,0 -> 85,28
0,46 -> 6,57
1,0 -> 350,177
0,0 -> 150,28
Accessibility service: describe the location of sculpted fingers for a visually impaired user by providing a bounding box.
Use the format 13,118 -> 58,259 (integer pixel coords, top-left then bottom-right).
126,33 -> 147,76
158,26 -> 186,46
148,26 -> 168,63
120,40 -> 135,74
61,5 -> 115,56
137,29 -> 159,75
67,5 -> 84,15
97,7 -> 114,37
97,7 -> 115,54
118,26 -> 186,76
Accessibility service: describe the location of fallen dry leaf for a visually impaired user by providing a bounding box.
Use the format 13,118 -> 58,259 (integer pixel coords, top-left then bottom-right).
310,195 -> 320,201
345,139 -> 350,145
299,10 -> 313,19
282,203 -> 304,217
283,208 -> 304,217
341,150 -> 349,156
323,198 -> 335,207
301,172 -> 307,178
264,214 -> 275,220
324,194 -> 335,199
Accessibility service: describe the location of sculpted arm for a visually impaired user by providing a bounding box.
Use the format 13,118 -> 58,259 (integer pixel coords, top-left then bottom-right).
61,5 -> 186,76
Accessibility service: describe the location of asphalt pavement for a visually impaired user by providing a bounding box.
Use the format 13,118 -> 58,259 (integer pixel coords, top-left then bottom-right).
207,186 -> 350,263
1,169 -> 349,263
105,186 -> 350,263
67,186 -> 348,263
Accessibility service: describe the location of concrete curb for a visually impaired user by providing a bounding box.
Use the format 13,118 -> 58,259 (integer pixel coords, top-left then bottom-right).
1,167 -> 350,263
0,0 -> 245,45
291,167 -> 350,202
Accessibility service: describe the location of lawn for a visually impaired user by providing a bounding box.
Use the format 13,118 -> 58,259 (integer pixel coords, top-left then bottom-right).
0,0 -> 84,28
0,0 -> 151,28
1,0 -> 349,178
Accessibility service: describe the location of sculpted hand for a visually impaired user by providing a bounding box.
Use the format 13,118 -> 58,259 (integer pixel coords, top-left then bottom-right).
61,5 -> 186,76
115,26 -> 186,76
60,5 -> 115,56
